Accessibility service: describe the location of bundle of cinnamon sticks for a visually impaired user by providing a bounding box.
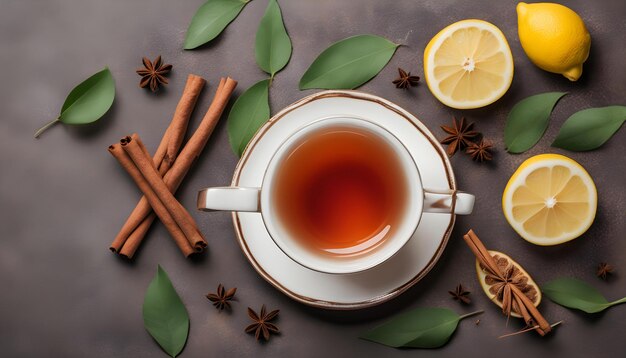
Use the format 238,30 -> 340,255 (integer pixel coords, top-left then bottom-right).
109,74 -> 237,258
463,230 -> 552,336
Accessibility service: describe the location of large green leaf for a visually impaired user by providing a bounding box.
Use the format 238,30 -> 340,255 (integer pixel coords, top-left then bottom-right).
34,67 -> 115,138
552,106 -> 626,151
299,35 -> 399,90
227,79 -> 271,157
143,265 -> 189,357
184,0 -> 249,50
543,277 -> 626,314
504,92 -> 567,153
360,307 -> 482,348
255,0 -> 292,77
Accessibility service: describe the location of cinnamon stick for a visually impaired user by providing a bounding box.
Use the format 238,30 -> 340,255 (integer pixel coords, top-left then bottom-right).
110,74 -> 205,254
114,77 -> 237,258
121,134 -> 206,251
462,230 -> 551,335
162,78 -> 236,192
156,74 -> 206,174
108,144 -> 195,257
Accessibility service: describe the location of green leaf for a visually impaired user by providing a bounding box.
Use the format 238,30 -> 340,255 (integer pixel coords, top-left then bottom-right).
299,35 -> 399,90
543,277 -> 626,314
504,92 -> 567,153
184,0 -> 249,50
360,308 -> 482,348
552,106 -> 626,151
255,0 -> 292,77
143,265 -> 189,357
227,79 -> 271,157
35,67 -> 115,138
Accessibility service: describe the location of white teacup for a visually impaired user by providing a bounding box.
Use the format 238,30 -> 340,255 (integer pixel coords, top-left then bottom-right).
198,117 -> 474,274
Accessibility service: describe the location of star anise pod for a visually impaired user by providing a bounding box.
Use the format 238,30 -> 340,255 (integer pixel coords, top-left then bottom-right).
136,55 -> 172,92
245,305 -> 280,342
206,284 -> 236,311
440,117 -> 479,156
483,255 -> 538,317
466,139 -> 493,162
392,68 -> 420,89
449,284 -> 471,304
596,262 -> 614,280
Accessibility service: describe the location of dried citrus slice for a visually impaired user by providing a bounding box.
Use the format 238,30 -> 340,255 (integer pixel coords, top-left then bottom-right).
502,154 -> 597,246
476,250 -> 541,318
423,19 -> 514,109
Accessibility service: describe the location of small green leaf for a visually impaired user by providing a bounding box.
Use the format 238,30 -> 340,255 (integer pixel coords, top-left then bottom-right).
552,106 -> 626,151
299,35 -> 399,90
227,79 -> 271,157
255,0 -> 292,77
34,67 -> 115,138
184,0 -> 249,50
360,308 -> 482,348
543,277 -> 626,314
504,92 -> 567,153
143,265 -> 189,357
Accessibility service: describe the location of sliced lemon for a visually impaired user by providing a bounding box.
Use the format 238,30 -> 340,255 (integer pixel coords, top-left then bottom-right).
424,19 -> 514,109
476,250 -> 541,318
502,154 -> 597,246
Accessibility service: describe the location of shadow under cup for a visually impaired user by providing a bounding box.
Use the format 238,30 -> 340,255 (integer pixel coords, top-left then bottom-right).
261,117 -> 424,274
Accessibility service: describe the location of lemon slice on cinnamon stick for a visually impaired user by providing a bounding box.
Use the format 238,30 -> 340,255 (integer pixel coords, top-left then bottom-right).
476,250 -> 541,318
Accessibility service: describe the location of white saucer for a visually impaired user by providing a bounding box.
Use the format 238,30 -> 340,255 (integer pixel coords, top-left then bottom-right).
231,91 -> 456,309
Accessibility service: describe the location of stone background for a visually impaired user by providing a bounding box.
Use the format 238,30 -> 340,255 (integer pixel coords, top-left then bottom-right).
1,0 -> 624,356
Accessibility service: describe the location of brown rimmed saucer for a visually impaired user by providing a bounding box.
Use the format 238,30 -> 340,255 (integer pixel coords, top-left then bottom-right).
230,90 -> 456,310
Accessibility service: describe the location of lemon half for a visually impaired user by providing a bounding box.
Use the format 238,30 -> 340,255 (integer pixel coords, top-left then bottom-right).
424,19 -> 514,109
502,154 -> 597,246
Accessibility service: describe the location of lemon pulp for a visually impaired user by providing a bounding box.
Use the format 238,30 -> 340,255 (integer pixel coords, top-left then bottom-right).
424,19 -> 513,109
503,154 -> 597,245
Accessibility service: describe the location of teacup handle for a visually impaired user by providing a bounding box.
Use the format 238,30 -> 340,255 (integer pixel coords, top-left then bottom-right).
423,188 -> 474,215
197,187 -> 261,212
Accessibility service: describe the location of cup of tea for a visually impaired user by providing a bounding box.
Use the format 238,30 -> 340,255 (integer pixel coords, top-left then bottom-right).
198,117 -> 474,274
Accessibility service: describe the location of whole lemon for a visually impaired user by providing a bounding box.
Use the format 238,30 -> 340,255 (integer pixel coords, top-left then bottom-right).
517,2 -> 591,81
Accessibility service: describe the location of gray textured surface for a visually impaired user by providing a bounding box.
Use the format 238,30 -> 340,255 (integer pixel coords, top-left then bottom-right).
1,0 -> 625,357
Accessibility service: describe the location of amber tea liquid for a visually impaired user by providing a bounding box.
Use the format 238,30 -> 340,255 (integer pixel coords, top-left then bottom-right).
273,126 -> 408,257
